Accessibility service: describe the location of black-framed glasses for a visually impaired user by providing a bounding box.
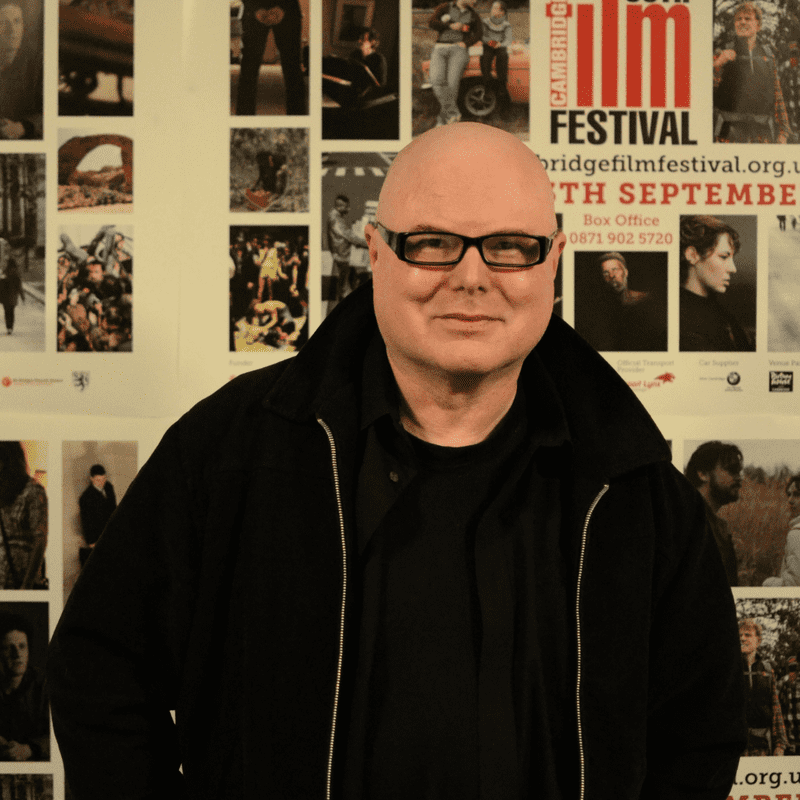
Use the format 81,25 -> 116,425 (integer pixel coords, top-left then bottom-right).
375,222 -> 558,269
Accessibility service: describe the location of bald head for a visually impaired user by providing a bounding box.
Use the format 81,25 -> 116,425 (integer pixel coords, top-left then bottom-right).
378,123 -> 556,233
365,122 -> 565,391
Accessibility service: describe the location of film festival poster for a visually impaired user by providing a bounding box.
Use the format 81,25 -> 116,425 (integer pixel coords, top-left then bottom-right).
536,0 -> 800,413
1,1 -> 800,794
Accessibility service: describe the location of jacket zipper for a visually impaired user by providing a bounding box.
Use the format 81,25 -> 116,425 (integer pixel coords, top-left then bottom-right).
575,483 -> 609,800
318,417 -> 348,800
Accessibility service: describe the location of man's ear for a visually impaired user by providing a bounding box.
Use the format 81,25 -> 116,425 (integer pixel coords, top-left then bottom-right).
548,231 -> 566,279
365,223 -> 381,273
684,246 -> 699,266
696,470 -> 709,485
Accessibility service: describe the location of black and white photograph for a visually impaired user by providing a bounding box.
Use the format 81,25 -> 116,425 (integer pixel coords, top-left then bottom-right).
58,130 -> 133,212
679,214 -> 756,352
0,154 -> 44,352
57,223 -> 133,352
322,151 -> 393,316
230,224 -> 308,352
230,128 -> 308,212
412,0 -> 529,138
713,0 -> 797,143
0,602 -> 49,762
684,439 -> 800,588
0,775 -> 53,798
769,213 -> 800,351
0,442 -> 47,591
62,440 -> 137,601
0,0 -> 42,139
230,0 -> 308,117
321,0 -> 400,140
573,250 -> 668,352
58,0 -> 133,116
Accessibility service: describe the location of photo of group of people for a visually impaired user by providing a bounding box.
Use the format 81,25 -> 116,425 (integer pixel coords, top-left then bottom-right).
229,128 -> 308,212
56,224 -> 133,352
412,1 -> 529,138
229,225 -> 309,352
737,600 -> 800,757
684,439 -> 800,588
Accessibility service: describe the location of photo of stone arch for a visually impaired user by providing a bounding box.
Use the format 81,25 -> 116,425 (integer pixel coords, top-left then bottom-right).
57,131 -> 133,212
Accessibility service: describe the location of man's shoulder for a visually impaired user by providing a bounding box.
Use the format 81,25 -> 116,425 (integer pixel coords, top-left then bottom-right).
535,316 -> 671,477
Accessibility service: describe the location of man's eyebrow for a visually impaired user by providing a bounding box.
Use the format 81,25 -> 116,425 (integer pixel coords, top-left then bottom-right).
404,224 -> 538,235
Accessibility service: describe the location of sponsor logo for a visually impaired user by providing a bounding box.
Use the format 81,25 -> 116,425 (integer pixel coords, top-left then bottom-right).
770,371 -> 793,392
626,372 -> 675,392
727,372 -> 741,387
72,371 -> 90,391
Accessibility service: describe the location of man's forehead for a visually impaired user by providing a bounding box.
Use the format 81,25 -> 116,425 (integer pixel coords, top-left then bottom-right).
378,123 -> 554,227
0,3 -> 22,18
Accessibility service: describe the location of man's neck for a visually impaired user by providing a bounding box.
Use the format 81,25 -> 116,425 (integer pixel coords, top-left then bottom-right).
699,485 -> 721,515
0,674 -> 23,694
388,356 -> 520,447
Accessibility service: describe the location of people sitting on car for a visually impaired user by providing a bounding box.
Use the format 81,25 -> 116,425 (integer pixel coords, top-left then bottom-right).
480,1 -> 511,104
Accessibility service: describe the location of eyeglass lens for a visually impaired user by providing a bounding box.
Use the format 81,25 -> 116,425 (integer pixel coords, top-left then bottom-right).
404,233 -> 542,266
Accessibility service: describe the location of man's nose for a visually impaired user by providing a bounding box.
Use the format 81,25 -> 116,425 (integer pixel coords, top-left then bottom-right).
449,244 -> 491,290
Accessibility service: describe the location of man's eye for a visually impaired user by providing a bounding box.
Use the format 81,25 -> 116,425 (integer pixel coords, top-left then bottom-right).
413,237 -> 448,249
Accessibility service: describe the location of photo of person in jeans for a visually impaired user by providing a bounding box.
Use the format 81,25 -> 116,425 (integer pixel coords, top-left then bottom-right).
428,1 -> 481,126
480,1 -> 511,105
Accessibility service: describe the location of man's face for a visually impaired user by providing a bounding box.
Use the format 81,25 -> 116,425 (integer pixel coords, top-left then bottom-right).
0,630 -> 28,681
0,4 -> 23,68
734,9 -> 760,39
788,482 -> 800,517
600,259 -> 628,293
358,35 -> 375,56
91,474 -> 107,490
739,627 -> 759,656
705,461 -> 742,507
335,199 -> 349,217
369,131 -> 563,382
87,262 -> 103,285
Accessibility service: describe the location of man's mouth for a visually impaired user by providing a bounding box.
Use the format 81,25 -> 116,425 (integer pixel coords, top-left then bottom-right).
440,313 -> 499,322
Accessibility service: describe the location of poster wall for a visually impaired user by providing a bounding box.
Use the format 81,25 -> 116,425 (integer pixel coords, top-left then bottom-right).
0,0 -> 799,794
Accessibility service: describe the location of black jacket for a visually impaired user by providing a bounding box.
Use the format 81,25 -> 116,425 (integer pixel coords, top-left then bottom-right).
78,481 -> 117,545
48,283 -> 745,799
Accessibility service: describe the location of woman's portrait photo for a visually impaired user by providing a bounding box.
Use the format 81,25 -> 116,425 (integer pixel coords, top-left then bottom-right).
0,442 -> 46,590
679,214 -> 756,351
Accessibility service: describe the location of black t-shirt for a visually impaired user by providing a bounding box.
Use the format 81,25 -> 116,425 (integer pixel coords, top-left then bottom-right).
341,334 -> 574,799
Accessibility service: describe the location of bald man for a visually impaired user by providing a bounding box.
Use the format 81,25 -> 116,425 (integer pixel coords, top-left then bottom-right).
49,123 -> 745,799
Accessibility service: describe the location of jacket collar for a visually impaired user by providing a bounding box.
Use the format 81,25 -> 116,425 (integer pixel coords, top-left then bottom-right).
262,281 -> 671,483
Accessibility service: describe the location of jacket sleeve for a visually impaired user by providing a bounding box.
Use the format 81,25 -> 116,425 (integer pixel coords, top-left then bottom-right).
638,468 -> 746,798
463,12 -> 483,49
47,423 -> 196,799
781,530 -> 800,586
429,3 -> 451,33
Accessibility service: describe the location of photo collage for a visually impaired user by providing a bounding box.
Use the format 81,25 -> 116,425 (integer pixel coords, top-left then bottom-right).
0,0 -> 800,795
